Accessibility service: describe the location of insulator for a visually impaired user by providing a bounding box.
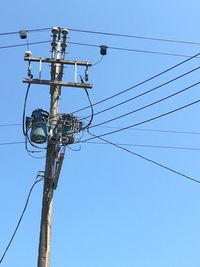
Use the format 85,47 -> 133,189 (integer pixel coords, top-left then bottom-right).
19,30 -> 27,39
52,27 -> 59,35
100,45 -> 108,55
24,50 -> 32,58
62,28 -> 69,36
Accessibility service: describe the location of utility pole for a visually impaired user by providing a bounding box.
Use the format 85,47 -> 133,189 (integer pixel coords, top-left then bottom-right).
23,27 -> 92,267
37,27 -> 64,267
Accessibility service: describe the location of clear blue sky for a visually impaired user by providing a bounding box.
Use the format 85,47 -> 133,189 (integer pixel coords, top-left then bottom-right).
1,1 -> 200,267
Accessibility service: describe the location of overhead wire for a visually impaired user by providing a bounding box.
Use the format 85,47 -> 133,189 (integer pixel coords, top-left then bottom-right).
1,123 -> 200,136
83,65 -> 200,120
98,126 -> 200,135
83,141 -> 200,151
0,39 -> 197,59
1,139 -> 200,152
0,40 -> 51,50
86,131 -> 200,184
68,28 -> 200,46
81,89 -> 94,131
83,99 -> 200,142
72,51 -> 200,114
68,41 -> 200,58
0,174 -> 44,264
89,80 -> 200,129
0,27 -> 51,36
0,27 -> 200,46
22,84 -> 31,136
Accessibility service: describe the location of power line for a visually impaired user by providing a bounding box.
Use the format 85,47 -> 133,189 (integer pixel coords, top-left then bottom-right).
73,51 -> 200,114
0,27 -> 51,36
0,174 -> 44,264
83,99 -> 200,142
83,141 -> 200,151
0,40 -> 50,50
0,141 -> 24,146
68,28 -> 200,46
1,27 -> 200,46
68,41 -> 200,58
0,39 -> 196,59
1,139 -> 200,152
98,126 -> 200,135
89,81 -> 200,129
83,65 -> 200,120
0,123 -> 21,127
0,123 -> 200,136
86,131 -> 200,184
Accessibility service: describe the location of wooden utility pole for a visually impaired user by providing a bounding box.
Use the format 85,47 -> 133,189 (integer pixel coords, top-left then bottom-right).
23,26 -> 92,267
37,27 -> 66,267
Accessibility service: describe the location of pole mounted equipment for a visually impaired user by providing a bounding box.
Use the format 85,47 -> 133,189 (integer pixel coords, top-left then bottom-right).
22,27 -> 93,267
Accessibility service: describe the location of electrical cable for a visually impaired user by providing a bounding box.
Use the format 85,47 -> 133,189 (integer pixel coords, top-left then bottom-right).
83,65 -> 200,120
0,141 -> 24,146
92,55 -> 104,66
98,125 -> 200,136
0,123 -> 21,127
83,99 -> 200,142
0,39 -> 198,59
1,139 -> 200,152
83,141 -> 200,151
81,89 -> 94,131
0,27 -> 51,36
72,50 -> 200,114
68,28 -> 200,46
1,123 -> 200,136
0,175 -> 44,264
68,41 -> 200,59
86,130 -> 200,184
22,84 -> 31,136
89,80 -> 200,130
67,145 -> 81,151
0,27 -> 200,46
0,40 -> 51,50
22,84 -> 47,153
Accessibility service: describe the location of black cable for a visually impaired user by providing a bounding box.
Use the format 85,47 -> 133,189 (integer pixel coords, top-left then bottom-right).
0,175 -> 44,264
0,39 -> 196,57
72,51 -> 200,114
0,123 -> 21,127
0,27 -> 200,46
98,126 -> 200,136
68,41 -> 200,59
83,99 -> 200,142
0,40 -> 50,50
86,131 -> 200,184
89,80 -> 200,129
83,141 -> 200,151
1,123 -> 200,136
0,27 -> 51,36
83,65 -> 200,120
1,139 -> 200,152
68,28 -> 200,46
22,84 -> 31,136
22,84 -> 47,153
0,141 -> 24,146
92,55 -> 104,66
81,89 -> 94,131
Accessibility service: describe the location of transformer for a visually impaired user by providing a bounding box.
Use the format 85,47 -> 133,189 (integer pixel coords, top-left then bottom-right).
29,109 -> 49,144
